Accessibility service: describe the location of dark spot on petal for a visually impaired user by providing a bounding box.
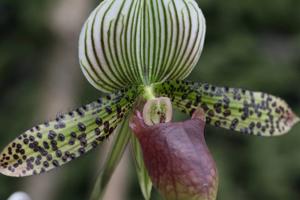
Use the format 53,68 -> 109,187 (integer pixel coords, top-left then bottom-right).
58,134 -> 65,142
96,117 -> 103,126
78,123 -> 86,132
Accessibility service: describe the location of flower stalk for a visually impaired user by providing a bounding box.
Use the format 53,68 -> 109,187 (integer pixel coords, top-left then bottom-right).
131,134 -> 153,200
89,118 -> 131,200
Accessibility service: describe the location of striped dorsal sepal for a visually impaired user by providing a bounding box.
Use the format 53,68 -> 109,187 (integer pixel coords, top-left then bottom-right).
79,0 -> 206,93
0,86 -> 140,177
153,80 -> 299,136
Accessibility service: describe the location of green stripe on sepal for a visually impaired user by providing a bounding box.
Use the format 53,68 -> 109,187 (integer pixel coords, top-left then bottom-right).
0,87 -> 140,177
79,0 -> 206,93
131,134 -> 153,200
89,117 -> 131,200
153,80 -> 299,136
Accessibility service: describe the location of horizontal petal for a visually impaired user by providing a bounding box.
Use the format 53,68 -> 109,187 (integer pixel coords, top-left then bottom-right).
0,87 -> 140,177
153,80 -> 299,136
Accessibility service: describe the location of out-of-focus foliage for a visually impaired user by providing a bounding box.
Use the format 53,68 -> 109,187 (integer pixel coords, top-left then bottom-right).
0,0 -> 299,200
0,0 -> 52,199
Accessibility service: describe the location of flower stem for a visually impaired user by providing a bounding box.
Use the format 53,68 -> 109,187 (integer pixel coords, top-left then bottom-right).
143,86 -> 156,100
89,118 -> 131,200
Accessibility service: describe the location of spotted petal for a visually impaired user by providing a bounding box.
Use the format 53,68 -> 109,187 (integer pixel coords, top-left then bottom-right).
0,87 -> 140,177
79,0 -> 206,92
154,80 -> 299,136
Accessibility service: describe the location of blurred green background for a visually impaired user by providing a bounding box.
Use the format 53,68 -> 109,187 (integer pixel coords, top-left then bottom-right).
0,0 -> 299,199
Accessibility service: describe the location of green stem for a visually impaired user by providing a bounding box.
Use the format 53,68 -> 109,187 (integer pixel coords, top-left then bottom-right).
89,117 -> 131,200
143,85 -> 156,100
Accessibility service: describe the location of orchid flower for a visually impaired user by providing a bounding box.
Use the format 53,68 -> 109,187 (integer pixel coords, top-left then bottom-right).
0,0 -> 299,200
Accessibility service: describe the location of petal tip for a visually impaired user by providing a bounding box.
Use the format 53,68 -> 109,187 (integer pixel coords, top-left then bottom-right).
276,110 -> 300,136
0,159 -> 29,177
288,110 -> 300,127
0,167 -> 20,178
294,115 -> 300,125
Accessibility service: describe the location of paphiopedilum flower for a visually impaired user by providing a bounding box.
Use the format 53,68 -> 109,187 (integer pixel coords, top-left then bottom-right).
0,0 -> 299,199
